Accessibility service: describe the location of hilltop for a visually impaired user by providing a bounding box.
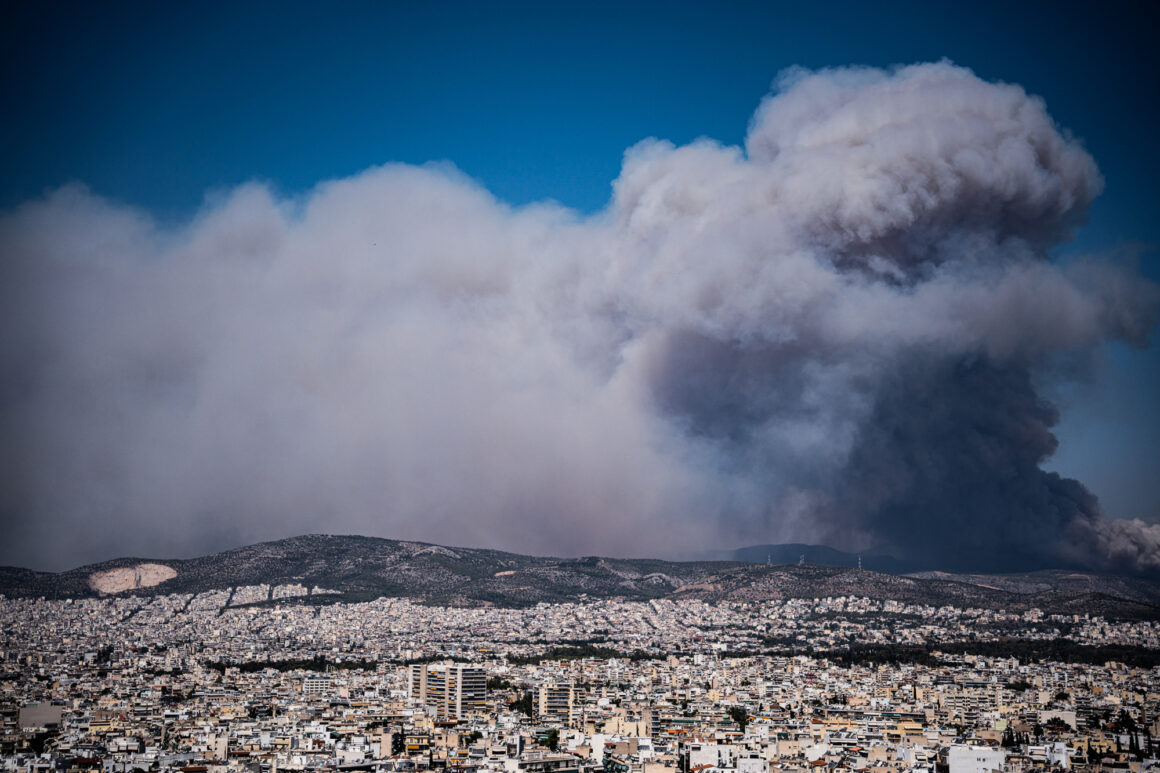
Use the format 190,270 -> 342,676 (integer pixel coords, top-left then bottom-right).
2,534 -> 1158,619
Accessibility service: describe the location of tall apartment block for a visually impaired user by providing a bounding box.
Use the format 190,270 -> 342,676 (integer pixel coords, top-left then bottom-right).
408,663 -> 487,719
538,683 -> 575,722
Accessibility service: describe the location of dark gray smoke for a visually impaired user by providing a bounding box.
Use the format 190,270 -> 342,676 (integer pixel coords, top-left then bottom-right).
2,62 -> 1157,573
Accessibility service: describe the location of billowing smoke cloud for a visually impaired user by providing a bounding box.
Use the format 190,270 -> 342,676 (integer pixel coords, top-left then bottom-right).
2,62 -> 1158,573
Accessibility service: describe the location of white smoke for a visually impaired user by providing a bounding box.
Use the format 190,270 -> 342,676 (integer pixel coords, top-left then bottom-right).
1,62 -> 1156,572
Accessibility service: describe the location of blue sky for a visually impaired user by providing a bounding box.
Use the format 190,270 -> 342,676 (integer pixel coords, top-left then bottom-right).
3,0 -> 1158,547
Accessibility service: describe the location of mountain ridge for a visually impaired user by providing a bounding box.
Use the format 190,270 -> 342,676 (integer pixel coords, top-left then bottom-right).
3,534 -> 1158,620
702,543 -> 923,573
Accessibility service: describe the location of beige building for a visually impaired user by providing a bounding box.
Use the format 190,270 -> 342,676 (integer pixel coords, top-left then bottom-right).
409,663 -> 487,719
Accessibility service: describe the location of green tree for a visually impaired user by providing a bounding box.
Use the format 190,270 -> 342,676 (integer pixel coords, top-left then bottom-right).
1117,710 -> 1138,734
727,706 -> 749,733
511,691 -> 536,720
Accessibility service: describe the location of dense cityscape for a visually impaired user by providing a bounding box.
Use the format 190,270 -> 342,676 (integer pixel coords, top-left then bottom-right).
5,9 -> 1160,773
3,586 -> 1157,773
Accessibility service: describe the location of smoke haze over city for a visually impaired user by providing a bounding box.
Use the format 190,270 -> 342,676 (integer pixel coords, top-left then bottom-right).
3,60 -> 1157,574
2,4 -> 1158,574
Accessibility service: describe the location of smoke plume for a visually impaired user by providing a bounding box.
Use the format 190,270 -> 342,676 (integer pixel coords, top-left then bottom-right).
2,62 -> 1157,573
